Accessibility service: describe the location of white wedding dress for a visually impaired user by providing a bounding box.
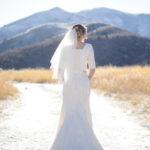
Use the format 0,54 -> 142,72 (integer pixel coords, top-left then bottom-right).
50,43 -> 104,150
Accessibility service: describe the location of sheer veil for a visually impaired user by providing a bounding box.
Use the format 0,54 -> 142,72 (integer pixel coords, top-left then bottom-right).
49,28 -> 78,82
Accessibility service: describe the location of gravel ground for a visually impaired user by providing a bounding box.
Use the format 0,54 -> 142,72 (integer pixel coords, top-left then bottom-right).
0,82 -> 150,150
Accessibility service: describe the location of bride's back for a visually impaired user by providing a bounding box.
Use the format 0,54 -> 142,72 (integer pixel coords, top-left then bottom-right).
62,43 -> 95,82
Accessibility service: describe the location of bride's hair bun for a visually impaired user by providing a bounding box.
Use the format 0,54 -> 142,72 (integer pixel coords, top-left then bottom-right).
72,24 -> 87,40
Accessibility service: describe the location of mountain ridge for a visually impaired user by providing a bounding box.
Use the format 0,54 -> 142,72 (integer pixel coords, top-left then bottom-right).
0,6 -> 150,42
0,22 -> 150,69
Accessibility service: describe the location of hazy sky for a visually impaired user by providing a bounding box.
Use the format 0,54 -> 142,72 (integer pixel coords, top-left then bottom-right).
0,0 -> 150,27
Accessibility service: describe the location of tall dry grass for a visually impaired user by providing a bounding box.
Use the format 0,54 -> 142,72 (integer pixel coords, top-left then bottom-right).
0,66 -> 150,124
91,64 -> 150,123
0,81 -> 19,100
0,67 -> 56,100
0,68 -> 56,83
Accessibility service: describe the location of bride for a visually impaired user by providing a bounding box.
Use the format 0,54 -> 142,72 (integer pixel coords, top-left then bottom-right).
49,24 -> 104,150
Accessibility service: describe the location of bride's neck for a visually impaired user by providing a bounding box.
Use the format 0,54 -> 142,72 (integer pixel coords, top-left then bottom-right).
76,41 -> 85,49
77,40 -> 84,44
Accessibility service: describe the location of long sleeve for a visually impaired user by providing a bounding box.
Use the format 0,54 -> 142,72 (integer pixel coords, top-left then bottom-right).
87,44 -> 96,69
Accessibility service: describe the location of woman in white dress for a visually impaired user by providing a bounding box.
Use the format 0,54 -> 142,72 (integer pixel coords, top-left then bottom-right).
49,24 -> 104,150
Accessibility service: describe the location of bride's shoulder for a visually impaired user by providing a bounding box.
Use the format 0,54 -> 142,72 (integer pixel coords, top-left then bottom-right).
85,43 -> 91,46
85,43 -> 94,51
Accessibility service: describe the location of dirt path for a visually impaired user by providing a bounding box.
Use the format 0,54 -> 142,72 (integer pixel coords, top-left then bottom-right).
0,82 -> 150,150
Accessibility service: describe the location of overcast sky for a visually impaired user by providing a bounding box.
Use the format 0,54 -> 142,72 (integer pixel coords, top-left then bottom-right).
0,0 -> 150,27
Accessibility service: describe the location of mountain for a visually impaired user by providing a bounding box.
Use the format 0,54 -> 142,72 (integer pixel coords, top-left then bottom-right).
77,7 -> 150,37
0,23 -> 150,69
0,7 -> 150,43
0,23 -> 67,53
0,7 -> 89,42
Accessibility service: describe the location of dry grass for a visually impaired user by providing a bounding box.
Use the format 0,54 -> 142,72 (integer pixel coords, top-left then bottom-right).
0,81 -> 19,100
0,67 -> 56,100
91,64 -> 150,123
0,65 -> 150,125
0,67 -> 56,83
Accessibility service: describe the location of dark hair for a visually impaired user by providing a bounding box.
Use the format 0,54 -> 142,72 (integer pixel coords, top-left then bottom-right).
72,24 -> 87,40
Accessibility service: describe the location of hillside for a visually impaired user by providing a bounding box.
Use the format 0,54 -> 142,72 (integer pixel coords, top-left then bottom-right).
0,23 -> 150,69
0,7 -> 150,43
78,7 -> 150,37
0,7 -> 88,42
0,23 -> 67,53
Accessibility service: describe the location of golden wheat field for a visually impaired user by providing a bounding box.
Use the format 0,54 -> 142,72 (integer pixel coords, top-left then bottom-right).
0,65 -> 150,122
